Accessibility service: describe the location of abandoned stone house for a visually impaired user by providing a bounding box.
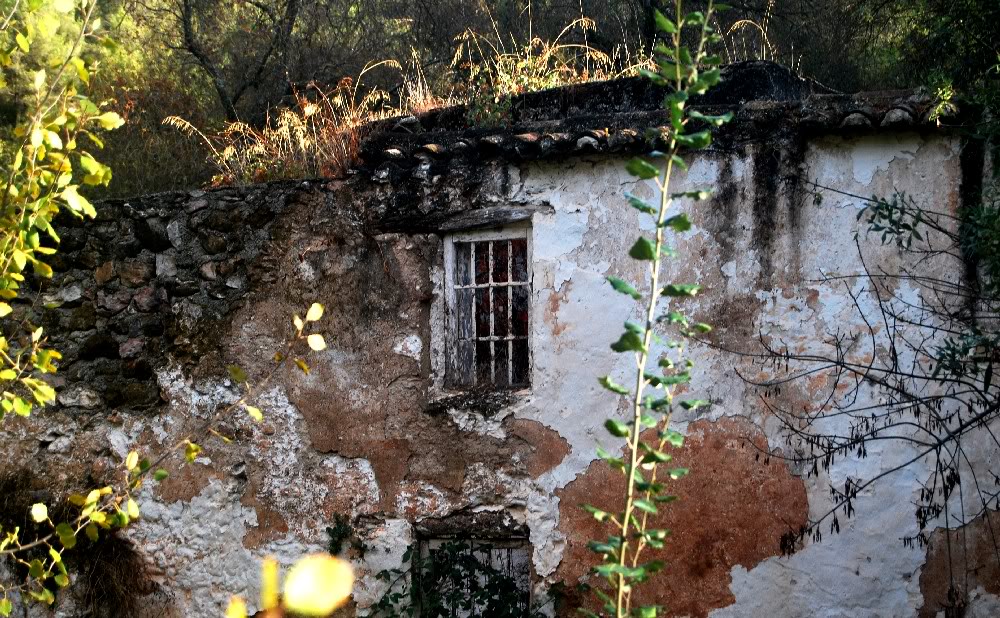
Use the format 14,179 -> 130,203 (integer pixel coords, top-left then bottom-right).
3,61 -> 998,617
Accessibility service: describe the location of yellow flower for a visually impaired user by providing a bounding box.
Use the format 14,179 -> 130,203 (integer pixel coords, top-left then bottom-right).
283,554 -> 354,616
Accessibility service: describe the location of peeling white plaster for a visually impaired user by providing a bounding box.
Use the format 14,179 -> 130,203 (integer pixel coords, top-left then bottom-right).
850,133 -> 920,185
392,333 -> 423,360
130,479 -> 322,617
447,407 -> 510,439
64,129 -> 980,617
354,519 -> 414,612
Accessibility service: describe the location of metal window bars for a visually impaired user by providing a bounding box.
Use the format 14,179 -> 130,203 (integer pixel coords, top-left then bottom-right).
451,238 -> 530,388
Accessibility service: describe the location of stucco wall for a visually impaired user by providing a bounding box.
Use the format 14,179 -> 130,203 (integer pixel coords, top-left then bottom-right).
2,124 -> 996,618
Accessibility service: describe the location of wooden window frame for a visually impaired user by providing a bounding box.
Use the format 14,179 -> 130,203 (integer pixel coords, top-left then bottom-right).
414,536 -> 532,616
444,224 -> 532,391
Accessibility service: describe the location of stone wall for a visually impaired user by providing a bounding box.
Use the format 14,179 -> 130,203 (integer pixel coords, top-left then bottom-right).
3,67 -> 998,617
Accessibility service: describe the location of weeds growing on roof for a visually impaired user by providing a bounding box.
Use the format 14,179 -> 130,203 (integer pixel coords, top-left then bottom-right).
163,7 -> 652,183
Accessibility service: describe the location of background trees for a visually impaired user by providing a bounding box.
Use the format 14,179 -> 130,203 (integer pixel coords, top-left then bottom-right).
0,0 -> 973,197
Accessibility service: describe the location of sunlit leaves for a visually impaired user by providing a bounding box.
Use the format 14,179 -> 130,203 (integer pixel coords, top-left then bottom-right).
184,441 -> 202,463
305,303 -> 324,322
96,112 -> 124,130
245,405 -> 263,422
283,555 -> 355,616
306,334 -> 326,351
226,597 -> 248,618
30,503 -> 47,523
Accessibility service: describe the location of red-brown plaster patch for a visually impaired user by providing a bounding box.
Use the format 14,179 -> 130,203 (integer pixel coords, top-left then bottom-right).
241,482 -> 290,549
555,416 -> 808,617
509,418 -> 571,478
155,463 -> 224,504
918,509 -> 1000,617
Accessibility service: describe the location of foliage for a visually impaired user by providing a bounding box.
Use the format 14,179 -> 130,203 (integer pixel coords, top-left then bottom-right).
325,512 -> 354,555
451,17 -> 631,126
368,539 -> 545,618
1,295 -> 329,611
165,11 -> 649,183
0,0 -> 118,427
586,2 -> 731,616
164,62 -> 399,184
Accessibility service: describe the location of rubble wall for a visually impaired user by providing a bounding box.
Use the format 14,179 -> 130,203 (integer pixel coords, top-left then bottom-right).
2,107 -> 996,616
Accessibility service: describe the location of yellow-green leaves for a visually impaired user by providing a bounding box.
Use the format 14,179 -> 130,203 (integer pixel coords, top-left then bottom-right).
79,153 -> 112,185
126,498 -> 140,520
56,522 -> 76,549
227,365 -> 248,383
70,57 -> 89,84
125,450 -> 139,471
52,0 -> 75,13
30,503 -> 48,523
184,441 -> 202,463
96,111 -> 124,130
261,557 -> 279,609
306,334 -> 327,351
305,302 -> 324,322
61,185 -> 96,217
225,597 -> 248,618
245,405 -> 263,422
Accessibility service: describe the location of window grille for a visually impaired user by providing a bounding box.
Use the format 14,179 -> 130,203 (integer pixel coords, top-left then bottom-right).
415,538 -> 531,618
446,230 -> 531,389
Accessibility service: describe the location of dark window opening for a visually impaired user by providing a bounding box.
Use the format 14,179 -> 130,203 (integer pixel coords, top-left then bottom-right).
415,538 -> 531,618
449,236 -> 530,389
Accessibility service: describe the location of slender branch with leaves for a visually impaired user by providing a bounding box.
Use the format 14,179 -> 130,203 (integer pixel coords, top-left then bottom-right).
585,3 -> 732,617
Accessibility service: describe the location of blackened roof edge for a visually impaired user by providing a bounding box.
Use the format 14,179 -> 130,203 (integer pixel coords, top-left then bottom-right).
357,60 -> 949,177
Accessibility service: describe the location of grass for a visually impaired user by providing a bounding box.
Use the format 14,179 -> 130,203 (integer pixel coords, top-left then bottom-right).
718,0 -> 802,73
163,6 -> 654,185
164,60 -> 401,185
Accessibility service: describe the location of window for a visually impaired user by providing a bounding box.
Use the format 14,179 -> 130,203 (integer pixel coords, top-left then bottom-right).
445,228 -> 531,390
415,537 -> 531,617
